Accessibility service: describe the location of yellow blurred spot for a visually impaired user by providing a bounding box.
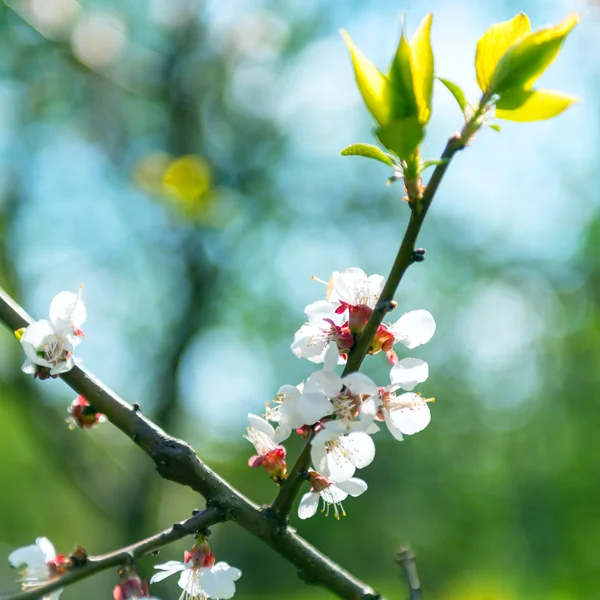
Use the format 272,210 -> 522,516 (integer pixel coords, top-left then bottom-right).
133,152 -> 240,227
162,155 -> 211,206
14,328 -> 25,341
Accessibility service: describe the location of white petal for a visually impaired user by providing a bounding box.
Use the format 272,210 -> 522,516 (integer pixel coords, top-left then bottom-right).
322,485 -> 348,503
341,432 -> 375,469
274,423 -> 292,444
304,300 -> 340,325
177,568 -> 200,595
247,414 -> 275,440
322,342 -> 340,372
383,409 -> 405,441
342,372 -> 378,397
306,370 -> 343,398
291,324 -> 327,363
322,444 -> 356,483
390,358 -> 429,391
298,492 -> 320,519
310,443 -> 328,474
311,425 -> 342,447
8,544 -> 47,572
390,310 -> 436,349
49,290 -> 86,329
277,385 -> 300,400
335,477 -> 368,497
200,563 -> 241,599
36,537 -> 56,562
150,561 -> 188,584
389,394 -> 432,435
359,397 -> 378,421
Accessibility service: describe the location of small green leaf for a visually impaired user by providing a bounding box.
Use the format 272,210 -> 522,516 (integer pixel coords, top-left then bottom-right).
436,77 -> 468,115
496,88 -> 579,121
376,117 -> 424,161
409,13 -> 434,124
341,30 -> 390,126
340,143 -> 396,167
491,13 -> 579,95
475,13 -> 531,93
489,123 -> 502,132
388,33 -> 418,119
421,158 -> 449,171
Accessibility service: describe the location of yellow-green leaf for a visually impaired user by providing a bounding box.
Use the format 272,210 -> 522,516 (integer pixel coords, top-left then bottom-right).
375,117 -> 424,161
388,32 -> 418,119
492,13 -> 579,95
409,13 -> 434,123
496,88 -> 579,121
341,143 -> 396,167
436,76 -> 468,115
475,13 -> 531,93
341,29 -> 390,126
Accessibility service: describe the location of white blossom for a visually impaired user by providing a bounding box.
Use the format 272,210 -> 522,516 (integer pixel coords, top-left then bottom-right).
151,554 -> 241,600
298,472 -> 367,520
326,267 -> 385,308
19,289 -> 86,378
8,537 -> 63,600
388,309 -> 436,350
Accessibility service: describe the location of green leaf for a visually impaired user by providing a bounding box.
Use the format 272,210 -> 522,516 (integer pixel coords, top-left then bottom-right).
475,13 -> 531,93
341,29 -> 390,126
489,123 -> 502,132
340,143 -> 396,167
388,32 -> 418,119
436,76 -> 468,115
496,88 -> 579,121
491,13 -> 579,95
409,13 -> 434,124
421,158 -> 449,171
375,117 -> 424,161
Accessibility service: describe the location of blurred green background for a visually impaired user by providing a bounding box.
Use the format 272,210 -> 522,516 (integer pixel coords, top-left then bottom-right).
0,0 -> 598,599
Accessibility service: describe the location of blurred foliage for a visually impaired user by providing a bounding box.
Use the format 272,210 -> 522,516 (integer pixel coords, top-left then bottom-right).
0,1 -> 598,600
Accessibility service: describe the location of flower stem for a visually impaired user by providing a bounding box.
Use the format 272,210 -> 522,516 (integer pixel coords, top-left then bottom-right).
342,100 -> 488,377
268,430 -> 314,521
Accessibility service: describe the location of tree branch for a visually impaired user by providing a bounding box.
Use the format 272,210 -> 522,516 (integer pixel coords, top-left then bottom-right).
342,133 -> 465,377
0,287 -> 383,600
0,507 -> 224,600
396,546 -> 422,600
269,430 -> 314,520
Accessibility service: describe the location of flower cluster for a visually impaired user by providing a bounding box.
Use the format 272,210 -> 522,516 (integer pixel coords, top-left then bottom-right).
246,268 -> 435,519
7,536 -> 240,600
17,288 -> 86,379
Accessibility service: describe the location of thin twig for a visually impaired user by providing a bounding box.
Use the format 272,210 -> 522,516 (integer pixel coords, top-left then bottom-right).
0,507 -> 225,600
0,287 -> 383,600
396,546 -> 422,600
268,430 -> 314,520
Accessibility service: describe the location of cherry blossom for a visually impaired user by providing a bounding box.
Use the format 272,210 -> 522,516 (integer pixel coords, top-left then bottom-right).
377,387 -> 433,441
150,539 -> 241,600
298,471 -> 368,520
18,289 -> 87,379
8,537 -> 70,600
245,414 -> 287,483
295,268 -> 436,365
310,430 -> 376,483
291,300 -> 353,364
